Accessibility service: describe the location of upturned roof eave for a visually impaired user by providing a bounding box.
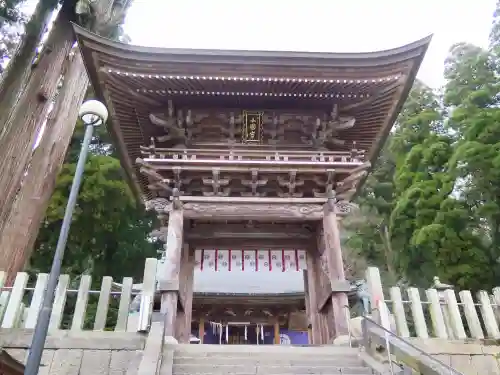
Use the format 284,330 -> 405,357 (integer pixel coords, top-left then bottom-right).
73,24 -> 432,68
73,25 -> 143,202
354,34 -> 432,198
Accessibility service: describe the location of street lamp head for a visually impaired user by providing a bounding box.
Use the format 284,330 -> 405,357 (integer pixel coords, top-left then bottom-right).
79,99 -> 108,126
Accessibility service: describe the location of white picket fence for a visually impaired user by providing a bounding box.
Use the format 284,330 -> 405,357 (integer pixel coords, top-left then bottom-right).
0,258 -> 159,331
366,267 -> 500,340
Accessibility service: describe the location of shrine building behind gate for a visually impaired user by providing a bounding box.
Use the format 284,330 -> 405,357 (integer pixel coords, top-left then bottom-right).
75,25 -> 431,345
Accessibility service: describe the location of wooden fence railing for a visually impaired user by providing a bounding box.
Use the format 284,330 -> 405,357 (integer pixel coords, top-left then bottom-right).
365,267 -> 500,340
4,260 -> 500,341
0,258 -> 159,332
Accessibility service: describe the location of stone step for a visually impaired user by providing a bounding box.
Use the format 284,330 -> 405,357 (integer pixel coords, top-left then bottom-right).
174,357 -> 362,366
174,352 -> 359,361
173,344 -> 358,355
173,364 -> 373,375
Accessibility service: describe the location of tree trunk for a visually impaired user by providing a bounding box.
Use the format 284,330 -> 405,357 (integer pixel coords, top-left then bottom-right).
0,52 -> 88,284
0,0 -> 56,131
381,224 -> 397,284
0,3 -> 75,242
0,0 -> 118,281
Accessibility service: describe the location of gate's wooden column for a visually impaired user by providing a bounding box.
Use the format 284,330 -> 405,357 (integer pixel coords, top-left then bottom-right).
305,246 -> 332,344
322,191 -> 349,337
302,270 -> 312,344
175,243 -> 195,342
159,194 -> 184,337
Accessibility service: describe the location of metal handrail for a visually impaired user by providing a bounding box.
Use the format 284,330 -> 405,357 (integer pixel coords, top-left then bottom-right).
361,316 -> 464,375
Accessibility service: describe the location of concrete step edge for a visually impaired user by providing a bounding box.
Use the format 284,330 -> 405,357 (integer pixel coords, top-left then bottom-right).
173,356 -> 360,361
175,344 -> 355,351
174,374 -> 373,375
172,374 -> 373,375
174,347 -> 358,353
173,359 -> 362,364
173,365 -> 369,370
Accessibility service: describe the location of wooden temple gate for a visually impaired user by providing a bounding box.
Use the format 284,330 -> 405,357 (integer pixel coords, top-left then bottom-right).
146,190 -> 359,344
74,25 -> 431,345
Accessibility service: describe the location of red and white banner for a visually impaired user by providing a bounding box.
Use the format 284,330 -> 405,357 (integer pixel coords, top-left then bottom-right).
195,249 -> 307,272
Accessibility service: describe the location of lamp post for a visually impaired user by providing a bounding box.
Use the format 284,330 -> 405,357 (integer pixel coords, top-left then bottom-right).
24,100 -> 108,375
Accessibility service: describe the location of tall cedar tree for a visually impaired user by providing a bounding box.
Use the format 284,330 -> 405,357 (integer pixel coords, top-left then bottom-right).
347,2 -> 500,291
0,0 -> 132,283
0,0 -> 59,128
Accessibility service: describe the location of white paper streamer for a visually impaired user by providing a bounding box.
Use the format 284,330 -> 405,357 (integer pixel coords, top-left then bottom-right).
209,321 -> 224,344
225,325 -> 229,342
260,324 -> 264,341
244,325 -> 247,341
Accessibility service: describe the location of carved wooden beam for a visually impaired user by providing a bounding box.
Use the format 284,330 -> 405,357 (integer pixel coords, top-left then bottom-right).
183,202 -> 323,221
176,196 -> 327,204
335,201 -> 358,215
145,196 -> 357,219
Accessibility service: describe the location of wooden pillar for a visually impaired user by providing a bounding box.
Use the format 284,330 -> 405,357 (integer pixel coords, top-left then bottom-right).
199,318 -> 205,344
159,194 -> 184,337
302,270 -> 312,344
305,247 -> 331,344
175,243 -> 195,343
322,191 -> 349,337
274,319 -> 280,344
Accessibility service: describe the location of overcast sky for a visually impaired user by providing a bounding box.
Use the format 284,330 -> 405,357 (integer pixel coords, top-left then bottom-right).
125,0 -> 496,88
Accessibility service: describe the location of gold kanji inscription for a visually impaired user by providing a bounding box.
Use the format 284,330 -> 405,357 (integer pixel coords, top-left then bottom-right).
242,111 -> 263,143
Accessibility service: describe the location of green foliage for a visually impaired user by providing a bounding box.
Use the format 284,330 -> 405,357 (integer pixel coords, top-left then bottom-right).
0,0 -> 27,70
347,1 -> 500,290
29,120 -> 160,328
29,119 -> 160,328
31,121 -> 160,282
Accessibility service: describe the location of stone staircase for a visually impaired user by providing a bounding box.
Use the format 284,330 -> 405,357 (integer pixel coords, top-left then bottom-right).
167,344 -> 374,375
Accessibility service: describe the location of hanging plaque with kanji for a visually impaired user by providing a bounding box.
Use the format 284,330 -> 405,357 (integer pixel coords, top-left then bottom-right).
242,111 -> 263,143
